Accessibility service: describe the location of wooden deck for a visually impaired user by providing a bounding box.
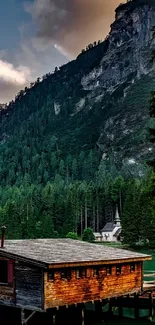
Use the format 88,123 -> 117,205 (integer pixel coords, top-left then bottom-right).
143,283 -> 155,291
143,272 -> 155,292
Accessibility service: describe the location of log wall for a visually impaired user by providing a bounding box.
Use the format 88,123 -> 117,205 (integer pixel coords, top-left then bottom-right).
0,285 -> 15,306
44,262 -> 142,310
15,262 -> 43,310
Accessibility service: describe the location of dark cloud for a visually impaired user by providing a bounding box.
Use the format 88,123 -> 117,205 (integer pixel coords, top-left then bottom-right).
27,0 -> 123,56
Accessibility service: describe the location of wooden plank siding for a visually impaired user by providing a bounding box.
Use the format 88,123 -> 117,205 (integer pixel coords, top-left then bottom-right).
44,262 -> 142,310
0,285 -> 15,307
15,262 -> 43,311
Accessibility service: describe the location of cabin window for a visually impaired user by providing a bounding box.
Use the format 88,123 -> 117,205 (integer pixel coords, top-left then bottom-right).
76,268 -> 86,278
106,266 -> 112,276
61,269 -> 71,280
0,260 -> 8,284
76,269 -> 80,278
93,267 -> 99,277
48,270 -> 55,281
86,269 -> 90,277
130,263 -> 135,272
116,265 -> 122,275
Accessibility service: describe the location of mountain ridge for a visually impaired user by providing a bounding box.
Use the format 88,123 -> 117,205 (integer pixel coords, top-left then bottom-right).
0,0 -> 155,187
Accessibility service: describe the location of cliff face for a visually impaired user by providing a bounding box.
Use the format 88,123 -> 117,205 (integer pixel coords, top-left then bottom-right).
0,0 -> 155,185
82,3 -> 155,93
79,1 -> 155,164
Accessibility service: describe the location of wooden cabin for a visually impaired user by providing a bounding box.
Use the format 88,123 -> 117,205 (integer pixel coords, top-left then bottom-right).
0,239 -> 151,312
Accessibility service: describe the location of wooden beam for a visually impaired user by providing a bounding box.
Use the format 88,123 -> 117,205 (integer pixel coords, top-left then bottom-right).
53,314 -> 56,325
95,301 -> 103,322
21,309 -> 36,325
118,298 -> 123,318
134,294 -> 139,319
82,305 -> 85,325
108,300 -> 112,316
48,256 -> 152,269
21,309 -> 25,325
25,311 -> 36,324
149,292 -> 154,319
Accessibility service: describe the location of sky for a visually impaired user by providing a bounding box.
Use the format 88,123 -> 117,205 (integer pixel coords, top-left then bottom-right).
0,0 -> 123,103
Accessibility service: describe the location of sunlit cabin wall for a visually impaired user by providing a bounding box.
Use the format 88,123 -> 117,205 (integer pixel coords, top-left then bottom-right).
44,262 -> 142,310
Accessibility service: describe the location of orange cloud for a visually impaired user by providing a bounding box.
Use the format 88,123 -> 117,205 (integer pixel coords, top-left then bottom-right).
27,0 -> 124,56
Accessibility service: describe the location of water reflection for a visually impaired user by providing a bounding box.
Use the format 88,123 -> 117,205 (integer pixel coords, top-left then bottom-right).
99,319 -> 153,325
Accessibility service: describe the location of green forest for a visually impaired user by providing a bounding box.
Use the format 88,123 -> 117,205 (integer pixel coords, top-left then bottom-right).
0,163 -> 155,245
0,149 -> 155,246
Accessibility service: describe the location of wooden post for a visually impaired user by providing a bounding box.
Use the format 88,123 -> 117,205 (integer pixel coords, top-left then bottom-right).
108,299 -> 113,316
134,293 -> 139,319
95,301 -> 103,322
82,305 -> 85,325
149,292 -> 154,319
53,314 -> 56,325
21,309 -> 36,325
21,309 -> 25,325
118,298 -> 123,318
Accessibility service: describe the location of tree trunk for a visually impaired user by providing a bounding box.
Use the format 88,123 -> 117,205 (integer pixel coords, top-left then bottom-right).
85,198 -> 88,229
81,206 -> 83,236
96,194 -> 99,232
119,190 -> 122,217
93,203 -> 96,232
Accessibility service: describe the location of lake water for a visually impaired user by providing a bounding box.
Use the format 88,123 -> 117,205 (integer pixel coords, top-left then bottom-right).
100,319 -> 152,325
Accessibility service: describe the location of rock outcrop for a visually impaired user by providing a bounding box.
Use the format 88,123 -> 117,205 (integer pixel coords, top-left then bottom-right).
82,2 -> 155,92
80,0 -> 155,164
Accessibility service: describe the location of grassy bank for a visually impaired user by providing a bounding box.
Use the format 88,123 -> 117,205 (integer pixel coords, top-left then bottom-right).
95,242 -> 129,249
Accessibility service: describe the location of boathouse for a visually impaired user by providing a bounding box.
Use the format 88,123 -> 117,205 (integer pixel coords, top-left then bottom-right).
0,238 -> 151,313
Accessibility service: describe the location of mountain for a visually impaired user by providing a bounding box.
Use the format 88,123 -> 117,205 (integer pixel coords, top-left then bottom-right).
0,0 -> 155,240
0,0 -> 155,187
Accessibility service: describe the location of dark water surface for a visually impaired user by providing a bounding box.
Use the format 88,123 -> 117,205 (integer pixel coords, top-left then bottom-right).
97,319 -> 152,325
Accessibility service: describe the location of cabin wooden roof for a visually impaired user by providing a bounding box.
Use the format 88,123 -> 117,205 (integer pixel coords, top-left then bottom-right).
0,239 -> 151,268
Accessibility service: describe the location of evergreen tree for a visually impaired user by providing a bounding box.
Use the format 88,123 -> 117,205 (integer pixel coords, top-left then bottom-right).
66,232 -> 78,240
82,228 -> 95,243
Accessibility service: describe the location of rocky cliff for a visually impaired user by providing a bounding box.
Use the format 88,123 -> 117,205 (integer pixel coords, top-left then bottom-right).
0,0 -> 155,185
80,0 -> 155,164
82,2 -> 155,92
74,1 -> 155,166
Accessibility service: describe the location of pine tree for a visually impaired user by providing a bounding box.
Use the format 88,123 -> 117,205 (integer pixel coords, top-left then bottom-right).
121,181 -> 141,246
82,228 -> 95,243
